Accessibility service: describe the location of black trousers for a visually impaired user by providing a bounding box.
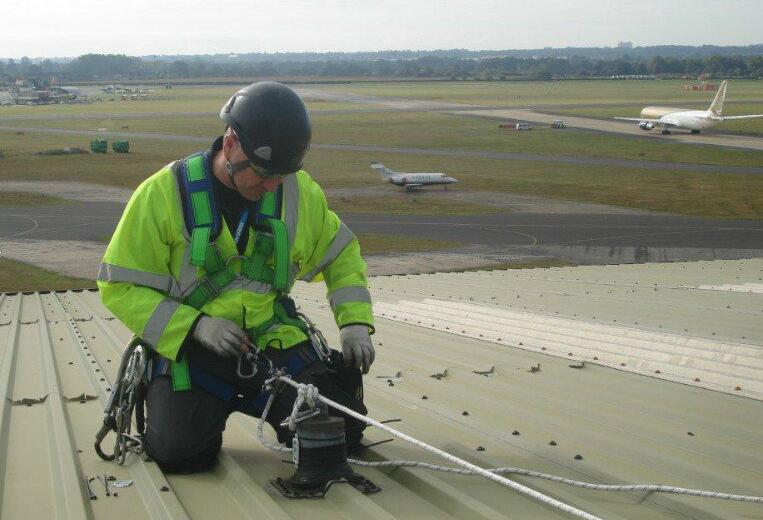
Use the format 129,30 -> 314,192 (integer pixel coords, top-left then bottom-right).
144,342 -> 367,473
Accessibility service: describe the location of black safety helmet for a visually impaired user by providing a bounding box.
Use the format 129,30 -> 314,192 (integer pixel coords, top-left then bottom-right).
220,81 -> 311,176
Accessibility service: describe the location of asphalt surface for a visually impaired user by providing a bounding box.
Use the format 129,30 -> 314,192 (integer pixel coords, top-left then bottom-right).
1,125 -> 762,175
345,212 -> 763,250
0,202 -> 121,243
2,201 -> 761,261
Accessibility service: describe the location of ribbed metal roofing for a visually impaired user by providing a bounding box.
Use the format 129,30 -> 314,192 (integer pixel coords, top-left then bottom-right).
1,259 -> 762,519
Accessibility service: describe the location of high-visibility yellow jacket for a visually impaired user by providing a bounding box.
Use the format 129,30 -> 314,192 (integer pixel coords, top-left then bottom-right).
97,161 -> 373,361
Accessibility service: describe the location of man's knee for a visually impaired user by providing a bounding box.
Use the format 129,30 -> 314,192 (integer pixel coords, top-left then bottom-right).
146,433 -> 222,473
144,376 -> 230,473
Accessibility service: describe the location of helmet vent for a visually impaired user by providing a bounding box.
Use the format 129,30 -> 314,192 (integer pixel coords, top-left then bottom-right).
253,146 -> 272,160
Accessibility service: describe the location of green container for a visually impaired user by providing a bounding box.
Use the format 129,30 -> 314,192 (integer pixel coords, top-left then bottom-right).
112,140 -> 130,153
90,139 -> 108,153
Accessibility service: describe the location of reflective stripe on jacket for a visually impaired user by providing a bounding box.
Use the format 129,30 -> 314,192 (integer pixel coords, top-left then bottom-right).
97,164 -> 373,360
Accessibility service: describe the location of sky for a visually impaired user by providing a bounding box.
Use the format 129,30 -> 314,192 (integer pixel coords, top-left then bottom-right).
3,0 -> 762,59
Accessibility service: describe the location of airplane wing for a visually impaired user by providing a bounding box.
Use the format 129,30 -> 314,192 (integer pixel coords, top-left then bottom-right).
614,117 -> 662,123
721,114 -> 763,120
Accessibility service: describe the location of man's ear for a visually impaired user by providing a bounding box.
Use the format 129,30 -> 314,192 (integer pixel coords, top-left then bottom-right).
222,131 -> 236,158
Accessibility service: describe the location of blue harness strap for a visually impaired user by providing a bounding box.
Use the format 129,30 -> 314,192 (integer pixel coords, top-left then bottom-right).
151,347 -> 319,416
175,152 -> 222,241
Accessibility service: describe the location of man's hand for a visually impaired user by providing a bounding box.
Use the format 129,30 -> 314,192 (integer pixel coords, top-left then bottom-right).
340,325 -> 375,374
192,316 -> 249,358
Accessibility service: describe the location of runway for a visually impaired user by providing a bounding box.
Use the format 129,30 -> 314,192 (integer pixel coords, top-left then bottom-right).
2,200 -> 761,267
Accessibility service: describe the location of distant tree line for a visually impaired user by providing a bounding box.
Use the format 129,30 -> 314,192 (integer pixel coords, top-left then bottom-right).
2,50 -> 763,84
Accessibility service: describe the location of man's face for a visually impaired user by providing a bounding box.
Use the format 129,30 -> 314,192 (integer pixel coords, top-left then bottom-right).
226,138 -> 285,201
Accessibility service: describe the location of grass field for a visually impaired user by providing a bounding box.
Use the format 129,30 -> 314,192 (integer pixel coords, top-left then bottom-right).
0,258 -> 94,293
313,79 -> 763,106
1,78 -> 762,220
0,191 -> 71,206
1,130 -> 762,219
6,110 -> 763,167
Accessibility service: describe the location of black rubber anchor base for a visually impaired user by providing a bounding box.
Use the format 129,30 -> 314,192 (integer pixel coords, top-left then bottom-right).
271,474 -> 381,499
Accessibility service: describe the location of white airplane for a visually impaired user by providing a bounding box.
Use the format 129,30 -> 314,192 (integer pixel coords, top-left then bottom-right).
370,162 -> 458,191
614,80 -> 763,135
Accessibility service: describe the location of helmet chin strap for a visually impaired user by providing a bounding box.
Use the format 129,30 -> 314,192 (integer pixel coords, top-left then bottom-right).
225,159 -> 251,190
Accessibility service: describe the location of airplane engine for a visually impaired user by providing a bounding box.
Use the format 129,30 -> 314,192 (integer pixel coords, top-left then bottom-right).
638,121 -> 654,131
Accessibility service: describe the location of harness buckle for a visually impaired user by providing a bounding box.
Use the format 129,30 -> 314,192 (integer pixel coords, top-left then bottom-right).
225,255 -> 248,267
197,276 -> 222,300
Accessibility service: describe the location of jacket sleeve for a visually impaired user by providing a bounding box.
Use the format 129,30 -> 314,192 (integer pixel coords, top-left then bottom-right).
97,173 -> 201,360
296,175 -> 374,332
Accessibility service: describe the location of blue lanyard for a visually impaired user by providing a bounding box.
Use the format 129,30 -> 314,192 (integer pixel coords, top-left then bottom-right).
233,208 -> 250,246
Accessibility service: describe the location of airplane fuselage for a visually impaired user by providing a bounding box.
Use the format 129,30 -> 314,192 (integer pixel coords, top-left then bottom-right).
389,173 -> 457,187
370,162 -> 458,189
641,107 -> 718,131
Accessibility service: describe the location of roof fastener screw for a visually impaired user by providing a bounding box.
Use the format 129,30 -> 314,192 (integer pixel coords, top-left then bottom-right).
694,378 -> 700,382
655,370 -> 661,374
687,432 -> 695,436
574,454 -> 583,460
549,440 -> 557,446
462,411 -> 469,416
593,356 -> 598,360
620,363 -> 626,366
476,446 -> 486,451
512,430 -> 520,436
422,395 -> 428,400
160,485 -> 170,492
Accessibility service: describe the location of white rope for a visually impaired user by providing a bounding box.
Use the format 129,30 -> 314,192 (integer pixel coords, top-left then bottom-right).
255,377 -> 763,513
272,376 -> 603,520
346,460 -> 763,503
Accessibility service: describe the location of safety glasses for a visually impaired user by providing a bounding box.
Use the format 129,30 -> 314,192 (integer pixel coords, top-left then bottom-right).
247,160 -> 290,180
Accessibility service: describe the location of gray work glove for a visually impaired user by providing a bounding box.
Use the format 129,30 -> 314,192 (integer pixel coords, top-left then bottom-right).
192,316 -> 247,359
340,325 -> 375,374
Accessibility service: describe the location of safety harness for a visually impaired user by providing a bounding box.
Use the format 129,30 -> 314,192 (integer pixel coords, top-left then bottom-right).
170,151 -> 310,392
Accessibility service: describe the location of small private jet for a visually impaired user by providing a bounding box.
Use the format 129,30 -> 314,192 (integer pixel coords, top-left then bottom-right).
614,80 -> 763,135
370,162 -> 458,191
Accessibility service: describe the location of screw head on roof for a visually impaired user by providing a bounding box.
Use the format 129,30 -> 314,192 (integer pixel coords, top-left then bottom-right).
422,395 -> 428,400
476,446 -> 486,451
462,411 -> 469,416
687,432 -> 695,436
574,454 -> 583,460
512,430 -> 520,436
160,485 -> 170,492
593,356 -> 598,360
549,440 -> 557,446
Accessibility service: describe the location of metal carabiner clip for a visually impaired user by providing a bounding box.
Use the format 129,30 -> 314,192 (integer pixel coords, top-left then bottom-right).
236,349 -> 259,379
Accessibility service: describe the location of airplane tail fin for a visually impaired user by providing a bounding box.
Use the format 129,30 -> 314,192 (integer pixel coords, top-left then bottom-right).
708,80 -> 727,117
370,161 -> 394,179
